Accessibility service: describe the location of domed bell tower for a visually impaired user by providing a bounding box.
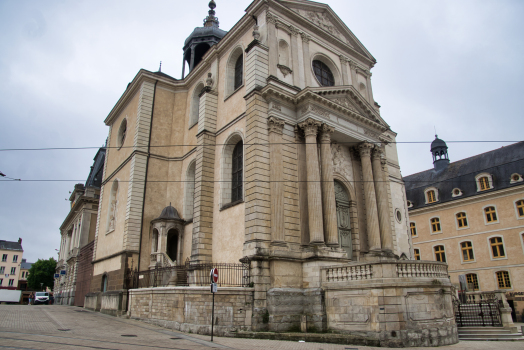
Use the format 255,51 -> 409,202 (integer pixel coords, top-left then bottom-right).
431,135 -> 450,171
181,0 -> 227,78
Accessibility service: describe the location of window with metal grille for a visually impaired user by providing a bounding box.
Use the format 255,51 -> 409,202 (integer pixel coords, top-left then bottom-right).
414,248 -> 421,260
479,176 -> 490,191
410,222 -> 417,237
234,55 -> 243,90
431,217 -> 441,233
456,212 -> 468,228
485,206 -> 498,222
461,241 -> 474,261
466,273 -> 479,290
496,271 -> 511,289
427,190 -> 436,203
312,60 -> 334,87
231,141 -> 243,202
516,200 -> 524,217
434,245 -> 446,262
490,237 -> 505,258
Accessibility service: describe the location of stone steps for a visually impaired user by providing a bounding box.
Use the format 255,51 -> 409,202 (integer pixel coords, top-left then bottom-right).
458,327 -> 524,341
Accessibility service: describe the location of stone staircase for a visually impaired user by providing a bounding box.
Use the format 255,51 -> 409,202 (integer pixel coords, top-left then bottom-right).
458,327 -> 524,341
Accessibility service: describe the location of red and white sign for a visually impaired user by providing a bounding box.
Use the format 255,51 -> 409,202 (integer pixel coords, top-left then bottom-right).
210,268 -> 219,283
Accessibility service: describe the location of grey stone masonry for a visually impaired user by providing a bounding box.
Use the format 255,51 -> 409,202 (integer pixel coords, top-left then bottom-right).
197,89 -> 218,134
245,40 -> 269,94
191,131 -> 216,262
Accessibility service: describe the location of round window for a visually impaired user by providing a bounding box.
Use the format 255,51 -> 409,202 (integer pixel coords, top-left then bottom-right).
395,209 -> 402,223
512,174 -> 520,181
453,189 -> 460,195
312,60 -> 335,87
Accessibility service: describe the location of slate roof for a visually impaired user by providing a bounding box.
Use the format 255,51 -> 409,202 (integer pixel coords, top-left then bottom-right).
21,261 -> 33,269
403,141 -> 524,210
85,147 -> 106,188
0,240 -> 23,251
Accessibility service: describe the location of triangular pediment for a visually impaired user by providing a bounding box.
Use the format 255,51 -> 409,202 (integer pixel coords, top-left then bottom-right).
275,0 -> 374,61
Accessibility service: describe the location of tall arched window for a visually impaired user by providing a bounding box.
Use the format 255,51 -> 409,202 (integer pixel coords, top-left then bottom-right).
234,55 -> 243,91
231,141 -> 243,202
189,83 -> 205,127
312,60 -> 334,86
117,119 -> 127,149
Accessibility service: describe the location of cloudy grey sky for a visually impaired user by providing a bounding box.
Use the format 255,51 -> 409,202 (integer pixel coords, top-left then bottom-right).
1,0 -> 523,263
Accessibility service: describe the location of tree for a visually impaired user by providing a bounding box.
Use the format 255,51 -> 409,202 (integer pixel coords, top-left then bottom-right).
27,257 -> 57,291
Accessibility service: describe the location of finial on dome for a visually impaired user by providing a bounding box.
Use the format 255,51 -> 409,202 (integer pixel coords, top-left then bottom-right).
204,0 -> 219,27
159,61 -> 162,72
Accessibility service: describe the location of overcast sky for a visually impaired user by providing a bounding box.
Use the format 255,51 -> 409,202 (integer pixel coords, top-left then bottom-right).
1,0 -> 523,263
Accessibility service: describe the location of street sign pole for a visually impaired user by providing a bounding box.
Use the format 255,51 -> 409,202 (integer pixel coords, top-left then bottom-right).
210,268 -> 219,342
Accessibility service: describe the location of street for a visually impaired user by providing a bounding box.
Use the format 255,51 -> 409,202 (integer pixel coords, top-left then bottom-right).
0,305 -> 522,350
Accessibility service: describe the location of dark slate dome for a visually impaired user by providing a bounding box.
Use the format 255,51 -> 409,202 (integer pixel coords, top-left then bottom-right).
155,204 -> 182,221
431,136 -> 447,151
181,0 -> 227,77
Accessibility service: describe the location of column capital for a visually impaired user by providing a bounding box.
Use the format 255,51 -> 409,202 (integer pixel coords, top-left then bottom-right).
372,145 -> 384,160
298,118 -> 321,137
289,25 -> 299,36
266,11 -> 277,24
358,142 -> 374,157
319,124 -> 335,143
268,116 -> 285,135
339,55 -> 349,63
300,31 -> 311,43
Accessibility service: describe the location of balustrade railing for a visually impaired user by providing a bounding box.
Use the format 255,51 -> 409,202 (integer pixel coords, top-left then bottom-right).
325,264 -> 374,282
396,261 -> 448,278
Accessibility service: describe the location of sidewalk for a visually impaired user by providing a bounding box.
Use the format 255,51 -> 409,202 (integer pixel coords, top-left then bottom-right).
0,305 -> 523,350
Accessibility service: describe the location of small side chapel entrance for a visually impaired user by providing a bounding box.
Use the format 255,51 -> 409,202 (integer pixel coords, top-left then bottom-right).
335,181 -> 352,259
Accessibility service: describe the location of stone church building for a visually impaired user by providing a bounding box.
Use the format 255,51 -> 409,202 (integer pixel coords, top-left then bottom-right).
87,0 -> 458,346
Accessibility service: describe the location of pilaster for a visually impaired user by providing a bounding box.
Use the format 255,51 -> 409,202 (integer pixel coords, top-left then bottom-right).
268,117 -> 286,243
191,131 -> 216,263
298,118 -> 324,245
245,35 -> 269,93
339,55 -> 349,85
372,146 -> 393,252
266,12 -> 278,77
197,89 -> 218,134
300,32 -> 312,87
290,26 -> 300,87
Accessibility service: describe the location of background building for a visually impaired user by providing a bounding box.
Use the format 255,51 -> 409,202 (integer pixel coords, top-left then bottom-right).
54,147 -> 105,306
0,238 -> 23,291
404,138 -> 524,322
18,259 -> 33,304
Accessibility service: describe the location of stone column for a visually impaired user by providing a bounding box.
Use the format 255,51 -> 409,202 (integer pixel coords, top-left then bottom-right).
266,11 -> 278,77
358,142 -> 381,251
268,117 -> 286,242
189,45 -> 196,72
372,146 -> 393,252
295,126 -> 309,245
298,118 -> 324,245
339,55 -> 349,85
300,32 -> 312,87
349,60 -> 358,89
319,124 -> 338,246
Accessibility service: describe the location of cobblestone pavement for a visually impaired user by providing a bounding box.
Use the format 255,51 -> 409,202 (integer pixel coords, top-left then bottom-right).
0,305 -> 522,350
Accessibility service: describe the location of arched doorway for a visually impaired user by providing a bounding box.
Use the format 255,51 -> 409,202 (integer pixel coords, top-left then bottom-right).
166,229 -> 179,263
335,181 -> 352,259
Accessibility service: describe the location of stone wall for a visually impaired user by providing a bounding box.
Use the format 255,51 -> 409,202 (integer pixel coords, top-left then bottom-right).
128,287 -> 253,336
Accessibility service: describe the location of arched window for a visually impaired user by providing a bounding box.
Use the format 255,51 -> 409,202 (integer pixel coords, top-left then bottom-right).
101,274 -> 108,293
466,273 -> 479,290
312,60 -> 335,87
106,180 -> 119,233
278,40 -> 289,67
496,271 -> 511,289
234,55 -> 243,91
410,222 -> 417,237
231,141 -> 243,203
117,118 -> 127,149
460,241 -> 474,262
151,228 -> 159,253
456,212 -> 468,228
489,236 -> 505,258
484,206 -> 498,223
189,83 -> 205,127
430,217 -> 441,233
434,245 -> 446,262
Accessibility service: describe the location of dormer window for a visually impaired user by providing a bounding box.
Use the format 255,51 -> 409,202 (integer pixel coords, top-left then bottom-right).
475,173 -> 493,192
452,188 -> 463,197
510,173 -> 523,184
424,187 -> 439,204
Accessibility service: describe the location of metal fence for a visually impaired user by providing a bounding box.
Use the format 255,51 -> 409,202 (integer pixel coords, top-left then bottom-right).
125,258 -> 251,289
453,293 -> 503,327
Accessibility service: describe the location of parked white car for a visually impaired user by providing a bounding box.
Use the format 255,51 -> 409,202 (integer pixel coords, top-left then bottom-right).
34,292 -> 49,305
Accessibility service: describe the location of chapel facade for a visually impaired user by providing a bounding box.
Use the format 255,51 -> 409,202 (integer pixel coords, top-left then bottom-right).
87,1 -> 457,346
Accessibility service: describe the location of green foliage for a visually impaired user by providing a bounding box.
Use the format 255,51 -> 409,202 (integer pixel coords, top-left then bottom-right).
262,309 -> 269,324
27,257 -> 57,291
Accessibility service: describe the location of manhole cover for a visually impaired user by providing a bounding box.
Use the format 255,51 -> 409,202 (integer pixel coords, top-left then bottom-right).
121,335 -> 137,337
58,329 -> 70,331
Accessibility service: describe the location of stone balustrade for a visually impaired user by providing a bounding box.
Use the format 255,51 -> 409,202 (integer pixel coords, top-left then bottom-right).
322,260 -> 448,284
150,252 -> 176,268
396,261 -> 448,278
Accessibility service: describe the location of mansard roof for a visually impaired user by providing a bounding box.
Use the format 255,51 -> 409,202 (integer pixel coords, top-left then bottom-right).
0,240 -> 23,251
85,147 -> 106,188
404,141 -> 524,210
